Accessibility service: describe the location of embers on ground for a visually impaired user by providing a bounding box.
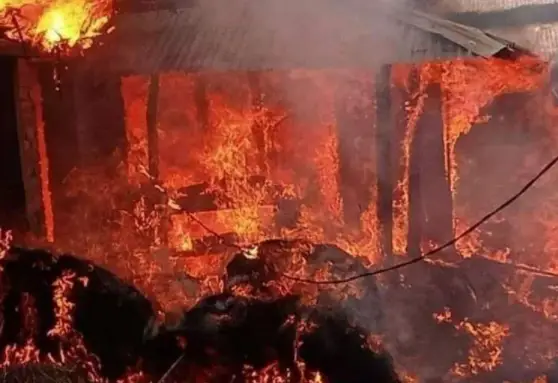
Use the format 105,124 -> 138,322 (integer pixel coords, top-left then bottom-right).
0,244 -> 400,382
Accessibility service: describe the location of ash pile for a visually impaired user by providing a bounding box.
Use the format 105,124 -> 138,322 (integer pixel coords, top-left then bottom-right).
0,242 -> 401,382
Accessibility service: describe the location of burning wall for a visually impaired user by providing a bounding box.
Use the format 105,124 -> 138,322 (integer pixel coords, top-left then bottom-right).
2,4 -> 558,378
120,70 -> 381,259
109,57 -> 558,380
2,0 -> 558,380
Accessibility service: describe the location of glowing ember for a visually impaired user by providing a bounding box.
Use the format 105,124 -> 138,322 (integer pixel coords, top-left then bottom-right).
0,229 -> 12,262
0,0 -> 112,52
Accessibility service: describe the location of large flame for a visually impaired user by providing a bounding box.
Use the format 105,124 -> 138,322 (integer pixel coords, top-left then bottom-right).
0,0 -> 112,51
116,60 -> 558,381
3,53 -> 558,381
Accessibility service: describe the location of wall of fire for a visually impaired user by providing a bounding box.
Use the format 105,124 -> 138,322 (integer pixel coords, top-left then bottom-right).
16,55 -> 558,295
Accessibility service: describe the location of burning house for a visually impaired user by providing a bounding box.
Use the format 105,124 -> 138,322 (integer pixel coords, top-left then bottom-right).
1,0 -> 558,381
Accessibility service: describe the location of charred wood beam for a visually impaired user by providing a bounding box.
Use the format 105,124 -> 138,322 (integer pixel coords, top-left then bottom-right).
146,74 -> 167,245
375,65 -> 394,260
39,64 -> 79,178
0,57 -> 26,233
13,59 -> 52,239
415,80 -> 456,260
146,74 -> 160,180
335,78 -> 375,229
38,64 -> 81,241
406,67 -> 423,260
193,73 -> 209,131
409,78 -> 470,320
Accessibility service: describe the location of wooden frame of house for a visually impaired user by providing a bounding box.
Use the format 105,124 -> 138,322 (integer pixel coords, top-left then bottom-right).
0,1 -> 543,249
72,2 -> 526,254
0,38 -> 55,241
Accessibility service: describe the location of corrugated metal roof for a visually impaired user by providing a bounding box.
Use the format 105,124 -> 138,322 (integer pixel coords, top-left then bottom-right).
81,0 -> 487,74
448,0 -> 558,13
442,0 -> 558,58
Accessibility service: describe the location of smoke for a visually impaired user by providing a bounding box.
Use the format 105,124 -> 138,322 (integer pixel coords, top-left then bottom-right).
194,0 -> 413,71
190,0 -> 420,215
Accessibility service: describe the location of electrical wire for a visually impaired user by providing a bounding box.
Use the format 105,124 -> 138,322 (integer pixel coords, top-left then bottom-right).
282,153 -> 558,284
9,0 -> 558,285
141,152 -> 558,284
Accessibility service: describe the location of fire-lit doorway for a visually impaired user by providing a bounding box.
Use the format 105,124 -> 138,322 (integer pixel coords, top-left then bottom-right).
0,56 -> 27,234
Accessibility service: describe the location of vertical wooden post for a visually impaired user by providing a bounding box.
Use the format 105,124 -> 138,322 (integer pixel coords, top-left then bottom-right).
406,67 -> 423,259
146,74 -> 160,180
39,63 -> 81,243
194,73 -> 209,132
146,73 -> 169,247
247,71 -> 268,175
413,75 -> 472,323
14,59 -> 54,241
375,64 -> 394,260
334,78 -> 375,229
415,81 -> 456,259
39,63 -> 80,183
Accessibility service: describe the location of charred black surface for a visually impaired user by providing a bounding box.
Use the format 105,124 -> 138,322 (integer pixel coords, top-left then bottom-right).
300,310 -> 400,383
225,241 -> 284,291
0,246 -> 398,382
225,239 -> 384,332
163,292 -> 400,383
226,239 -> 371,290
0,247 -> 157,379
180,294 -> 299,372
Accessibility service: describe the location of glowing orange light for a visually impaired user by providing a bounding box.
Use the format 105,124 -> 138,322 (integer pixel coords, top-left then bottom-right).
0,0 -> 112,52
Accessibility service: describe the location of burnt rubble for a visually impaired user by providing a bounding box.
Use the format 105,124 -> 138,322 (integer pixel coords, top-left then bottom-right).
0,245 -> 401,382
225,239 -> 385,332
162,292 -> 400,383
0,246 -> 159,379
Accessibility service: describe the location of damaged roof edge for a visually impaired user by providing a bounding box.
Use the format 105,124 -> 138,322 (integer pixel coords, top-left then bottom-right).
81,5 -> 536,74
392,8 -> 529,57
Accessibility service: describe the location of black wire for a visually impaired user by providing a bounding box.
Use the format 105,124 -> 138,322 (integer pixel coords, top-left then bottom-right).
146,154 -> 558,284
281,153 -> 558,284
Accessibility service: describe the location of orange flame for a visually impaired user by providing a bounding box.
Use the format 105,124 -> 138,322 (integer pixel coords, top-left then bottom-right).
16,54 -> 558,382
0,0 -> 112,52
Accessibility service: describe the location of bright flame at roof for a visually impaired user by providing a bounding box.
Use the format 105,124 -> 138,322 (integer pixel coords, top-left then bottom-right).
0,0 -> 113,52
